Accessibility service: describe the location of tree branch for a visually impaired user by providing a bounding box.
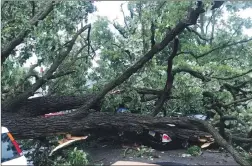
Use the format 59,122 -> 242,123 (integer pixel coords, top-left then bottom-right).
232,136 -> 252,144
186,27 -> 213,41
211,69 -> 252,80
3,113 -> 208,139
196,38 -> 252,59
111,43 -> 133,60
189,119 -> 250,166
120,3 -> 130,31
173,67 -> 211,82
72,2 -> 207,119
150,20 -> 156,47
136,88 -> 163,95
211,1 -> 225,10
152,36 -> 179,116
87,24 -> 91,56
16,94 -> 99,117
2,24 -> 91,111
221,116 -> 247,127
49,70 -> 76,80
224,97 -> 252,107
113,22 -> 128,38
1,1 -> 56,64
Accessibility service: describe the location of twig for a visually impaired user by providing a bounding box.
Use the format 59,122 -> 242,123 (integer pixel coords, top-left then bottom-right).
186,27 -> 213,41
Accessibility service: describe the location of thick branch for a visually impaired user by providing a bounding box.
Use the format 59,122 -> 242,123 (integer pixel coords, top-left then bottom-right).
71,3 -> 206,119
173,67 -> 211,82
150,21 -> 156,47
1,1 -> 56,64
153,37 -> 179,116
17,94 -> 100,117
87,24 -> 91,56
189,119 -> 250,166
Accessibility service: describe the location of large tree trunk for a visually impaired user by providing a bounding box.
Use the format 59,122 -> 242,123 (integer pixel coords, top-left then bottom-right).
2,112 -> 208,140
3,111 -> 250,166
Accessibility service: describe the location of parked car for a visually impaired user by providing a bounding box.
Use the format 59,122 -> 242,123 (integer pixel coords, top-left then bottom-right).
1,126 -> 28,165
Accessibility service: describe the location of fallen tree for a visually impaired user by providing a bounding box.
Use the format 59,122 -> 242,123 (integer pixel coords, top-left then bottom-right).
2,112 -> 208,139
2,1 -> 251,166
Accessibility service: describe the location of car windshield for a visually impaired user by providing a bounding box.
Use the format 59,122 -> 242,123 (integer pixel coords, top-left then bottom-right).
1,133 -> 20,163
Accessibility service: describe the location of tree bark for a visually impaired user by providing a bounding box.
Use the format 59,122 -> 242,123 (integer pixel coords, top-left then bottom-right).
15,94 -> 100,117
72,3 -> 206,119
190,119 -> 251,166
152,37 -> 179,116
2,112 -> 208,141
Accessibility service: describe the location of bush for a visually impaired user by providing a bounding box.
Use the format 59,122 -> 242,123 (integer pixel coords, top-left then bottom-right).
53,147 -> 89,166
187,145 -> 202,156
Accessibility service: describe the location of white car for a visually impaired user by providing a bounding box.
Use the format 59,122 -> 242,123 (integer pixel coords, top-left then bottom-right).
1,126 -> 28,165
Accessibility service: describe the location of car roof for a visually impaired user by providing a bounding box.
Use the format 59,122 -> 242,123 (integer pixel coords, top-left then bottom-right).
1,126 -> 9,133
